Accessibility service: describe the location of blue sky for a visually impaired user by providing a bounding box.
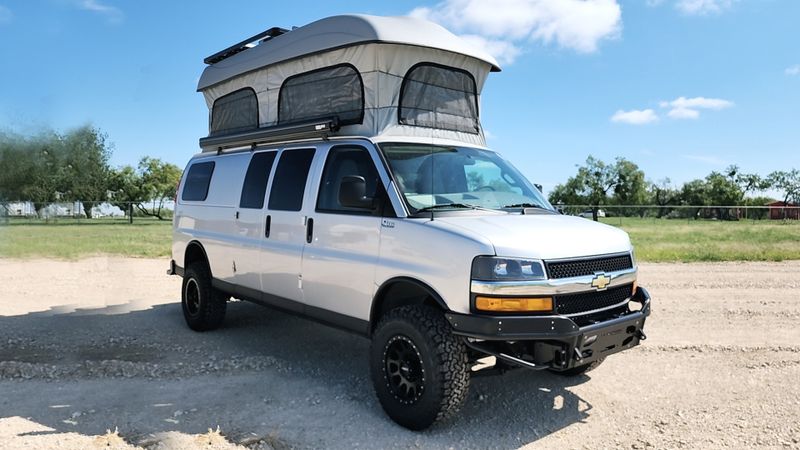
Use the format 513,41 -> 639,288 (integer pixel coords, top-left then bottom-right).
0,0 -> 798,194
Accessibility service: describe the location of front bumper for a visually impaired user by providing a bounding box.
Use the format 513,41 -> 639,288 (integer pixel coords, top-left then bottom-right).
446,287 -> 651,370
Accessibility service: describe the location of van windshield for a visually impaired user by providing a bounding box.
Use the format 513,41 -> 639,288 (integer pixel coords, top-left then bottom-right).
379,143 -> 553,215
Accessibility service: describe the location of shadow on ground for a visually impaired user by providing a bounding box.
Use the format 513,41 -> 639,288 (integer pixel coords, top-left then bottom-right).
0,300 -> 593,449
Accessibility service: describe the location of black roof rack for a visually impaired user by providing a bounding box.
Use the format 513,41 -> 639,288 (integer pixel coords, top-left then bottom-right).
199,117 -> 340,151
204,27 -> 290,65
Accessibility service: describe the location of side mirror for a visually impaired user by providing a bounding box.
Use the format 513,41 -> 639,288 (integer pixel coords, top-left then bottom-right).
339,176 -> 374,209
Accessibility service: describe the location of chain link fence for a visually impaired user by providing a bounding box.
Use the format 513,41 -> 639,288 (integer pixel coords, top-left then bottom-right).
557,204 -> 800,224
0,200 -> 175,224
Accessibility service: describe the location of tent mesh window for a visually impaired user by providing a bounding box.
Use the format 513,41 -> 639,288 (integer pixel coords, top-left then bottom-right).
399,63 -> 479,134
210,88 -> 258,136
278,64 -> 364,126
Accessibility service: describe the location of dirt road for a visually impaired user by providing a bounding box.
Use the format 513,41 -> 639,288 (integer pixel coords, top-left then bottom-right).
1,257 -> 799,449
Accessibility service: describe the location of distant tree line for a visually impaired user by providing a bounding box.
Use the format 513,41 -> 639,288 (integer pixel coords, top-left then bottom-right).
549,156 -> 800,220
0,126 -> 181,220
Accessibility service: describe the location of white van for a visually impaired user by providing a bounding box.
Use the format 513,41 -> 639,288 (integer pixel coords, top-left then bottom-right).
170,15 -> 651,430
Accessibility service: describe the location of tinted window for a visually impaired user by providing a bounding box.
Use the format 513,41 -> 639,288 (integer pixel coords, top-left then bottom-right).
182,161 -> 215,202
278,64 -> 364,126
239,151 -> 277,209
317,146 -> 380,214
211,88 -> 258,136
268,149 -> 316,211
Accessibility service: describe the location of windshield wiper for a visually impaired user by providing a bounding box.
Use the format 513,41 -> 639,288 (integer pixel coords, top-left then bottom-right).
501,203 -> 545,209
416,203 -> 497,213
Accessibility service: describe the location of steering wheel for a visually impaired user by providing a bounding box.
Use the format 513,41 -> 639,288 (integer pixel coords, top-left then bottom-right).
475,185 -> 496,192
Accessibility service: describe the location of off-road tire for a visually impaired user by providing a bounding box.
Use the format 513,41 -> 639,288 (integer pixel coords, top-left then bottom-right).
551,358 -> 605,376
181,263 -> 227,331
370,305 -> 470,430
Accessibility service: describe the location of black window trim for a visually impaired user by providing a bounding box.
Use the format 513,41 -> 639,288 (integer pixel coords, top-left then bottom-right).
277,63 -> 365,127
210,87 -> 259,136
181,161 -> 216,202
397,61 -> 480,135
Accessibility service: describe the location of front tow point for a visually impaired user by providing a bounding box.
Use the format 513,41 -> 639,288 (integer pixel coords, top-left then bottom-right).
636,329 -> 647,341
573,347 -> 584,362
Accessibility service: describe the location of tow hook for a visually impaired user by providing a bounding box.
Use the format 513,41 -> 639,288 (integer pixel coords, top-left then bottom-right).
573,347 -> 584,362
636,329 -> 647,341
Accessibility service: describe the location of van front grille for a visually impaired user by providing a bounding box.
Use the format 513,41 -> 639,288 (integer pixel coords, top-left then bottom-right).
545,254 -> 633,279
555,283 -> 633,316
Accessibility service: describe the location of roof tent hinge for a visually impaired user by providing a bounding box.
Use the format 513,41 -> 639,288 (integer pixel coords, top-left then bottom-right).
204,27 -> 290,65
199,117 -> 340,152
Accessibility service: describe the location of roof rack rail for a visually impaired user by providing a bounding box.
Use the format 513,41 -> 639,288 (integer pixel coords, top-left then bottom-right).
204,27 -> 290,65
199,117 -> 340,151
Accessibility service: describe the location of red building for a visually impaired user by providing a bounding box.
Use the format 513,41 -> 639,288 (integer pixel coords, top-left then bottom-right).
767,201 -> 800,220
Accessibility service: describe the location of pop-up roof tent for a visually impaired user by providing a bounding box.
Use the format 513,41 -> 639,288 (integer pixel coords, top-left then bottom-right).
197,14 -> 501,152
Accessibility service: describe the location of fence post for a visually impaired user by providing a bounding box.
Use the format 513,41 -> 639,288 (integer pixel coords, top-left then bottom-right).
129,203 -> 133,225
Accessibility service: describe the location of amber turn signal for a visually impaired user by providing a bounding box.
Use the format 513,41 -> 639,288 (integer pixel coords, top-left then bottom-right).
475,296 -> 553,312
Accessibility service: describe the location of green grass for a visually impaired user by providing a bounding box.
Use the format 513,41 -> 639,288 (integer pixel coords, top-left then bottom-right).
600,217 -> 800,262
1,216 -> 799,262
0,218 -> 172,259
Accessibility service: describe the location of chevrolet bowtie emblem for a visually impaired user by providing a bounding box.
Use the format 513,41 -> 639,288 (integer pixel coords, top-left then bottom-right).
591,273 -> 611,290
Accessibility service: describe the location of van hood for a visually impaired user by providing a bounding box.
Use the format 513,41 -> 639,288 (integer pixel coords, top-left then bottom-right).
433,213 -> 633,260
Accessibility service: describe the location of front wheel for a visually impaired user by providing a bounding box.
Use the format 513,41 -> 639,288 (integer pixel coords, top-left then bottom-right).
370,305 -> 470,430
181,263 -> 227,331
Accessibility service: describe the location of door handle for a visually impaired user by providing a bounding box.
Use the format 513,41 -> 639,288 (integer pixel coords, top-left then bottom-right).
306,217 -> 314,244
265,215 -> 271,238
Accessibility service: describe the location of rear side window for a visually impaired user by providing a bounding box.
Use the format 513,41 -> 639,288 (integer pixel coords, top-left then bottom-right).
239,151 -> 277,209
268,149 -> 316,211
182,161 -> 215,201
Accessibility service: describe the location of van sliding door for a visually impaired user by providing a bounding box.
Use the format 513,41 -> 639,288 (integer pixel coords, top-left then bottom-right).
260,147 -> 317,306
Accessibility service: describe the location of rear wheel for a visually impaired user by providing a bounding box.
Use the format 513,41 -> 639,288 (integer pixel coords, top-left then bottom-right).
370,305 -> 470,430
550,358 -> 604,376
181,263 -> 227,331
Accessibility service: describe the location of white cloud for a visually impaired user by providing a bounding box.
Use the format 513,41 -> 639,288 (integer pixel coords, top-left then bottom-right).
646,0 -> 736,15
0,5 -> 12,24
458,34 -> 522,65
659,96 -> 734,119
676,0 -> 734,15
786,65 -> 800,76
611,109 -> 659,125
77,0 -> 123,23
409,0 -> 622,65
681,154 -> 726,165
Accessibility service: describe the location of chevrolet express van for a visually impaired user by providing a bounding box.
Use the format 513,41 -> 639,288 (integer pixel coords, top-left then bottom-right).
169,14 -> 651,430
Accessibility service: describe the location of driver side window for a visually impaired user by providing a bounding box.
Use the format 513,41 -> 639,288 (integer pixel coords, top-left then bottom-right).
316,146 -> 381,214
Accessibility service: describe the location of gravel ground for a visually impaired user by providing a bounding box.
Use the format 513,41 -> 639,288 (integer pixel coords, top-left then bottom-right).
1,257 -> 799,449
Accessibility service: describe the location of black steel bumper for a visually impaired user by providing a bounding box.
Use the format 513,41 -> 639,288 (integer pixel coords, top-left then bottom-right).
446,287 -> 651,371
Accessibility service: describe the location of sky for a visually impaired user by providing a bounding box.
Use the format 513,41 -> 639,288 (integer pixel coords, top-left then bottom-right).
0,0 -> 798,194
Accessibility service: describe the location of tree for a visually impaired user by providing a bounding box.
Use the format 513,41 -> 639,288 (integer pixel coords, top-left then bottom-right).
548,156 -> 646,220
60,126 -> 113,218
768,169 -> 800,218
648,178 -> 680,218
110,157 -> 181,220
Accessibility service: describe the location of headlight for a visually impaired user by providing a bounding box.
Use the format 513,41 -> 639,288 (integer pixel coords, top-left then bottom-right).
471,256 -> 546,282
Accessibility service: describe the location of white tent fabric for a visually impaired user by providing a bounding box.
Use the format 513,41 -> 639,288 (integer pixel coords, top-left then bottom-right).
198,15 -> 499,150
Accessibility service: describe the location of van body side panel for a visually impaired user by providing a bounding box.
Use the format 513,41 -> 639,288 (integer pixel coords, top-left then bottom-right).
375,219 -> 494,315
174,153 -> 249,282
